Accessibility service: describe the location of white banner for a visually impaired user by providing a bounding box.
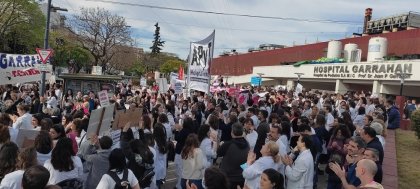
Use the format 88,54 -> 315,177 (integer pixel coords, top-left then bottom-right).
187,31 -> 215,94
0,53 -> 52,85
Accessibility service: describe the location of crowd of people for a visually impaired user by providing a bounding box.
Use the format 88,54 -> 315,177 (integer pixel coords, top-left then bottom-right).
0,82 -> 406,189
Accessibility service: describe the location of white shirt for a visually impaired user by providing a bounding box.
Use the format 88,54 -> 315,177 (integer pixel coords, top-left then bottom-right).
251,115 -> 260,128
47,96 -> 58,108
163,122 -> 173,141
377,135 -> 386,149
154,143 -> 168,180
37,151 -> 51,165
96,169 -> 139,189
325,113 -> 334,131
44,156 -> 84,184
279,135 -> 290,154
0,170 -> 24,189
199,137 -> 216,168
243,156 -> 276,189
245,130 -> 258,151
285,149 -> 314,189
12,113 -> 32,130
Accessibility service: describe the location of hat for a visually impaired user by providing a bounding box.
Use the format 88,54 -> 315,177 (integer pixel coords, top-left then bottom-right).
370,122 -> 383,135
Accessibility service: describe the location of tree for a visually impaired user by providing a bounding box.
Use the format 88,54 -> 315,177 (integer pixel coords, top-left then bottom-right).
49,29 -> 92,73
0,0 -> 45,53
150,22 -> 165,56
68,7 -> 132,70
159,58 -> 184,74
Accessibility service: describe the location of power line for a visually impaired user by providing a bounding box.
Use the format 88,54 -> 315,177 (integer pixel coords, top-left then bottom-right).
125,17 -> 351,34
85,0 -> 361,25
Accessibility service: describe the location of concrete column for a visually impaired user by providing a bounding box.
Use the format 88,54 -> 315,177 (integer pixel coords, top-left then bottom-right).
335,79 -> 349,94
286,79 -> 294,91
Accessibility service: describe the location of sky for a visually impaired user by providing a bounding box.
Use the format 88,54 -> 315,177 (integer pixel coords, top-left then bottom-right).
46,0 -> 419,59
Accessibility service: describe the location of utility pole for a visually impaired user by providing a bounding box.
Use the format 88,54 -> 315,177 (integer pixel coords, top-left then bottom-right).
395,72 -> 412,96
40,1 -> 67,102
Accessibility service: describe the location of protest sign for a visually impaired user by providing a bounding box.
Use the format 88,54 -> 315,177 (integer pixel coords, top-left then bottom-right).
113,108 -> 142,129
86,104 -> 115,137
0,53 -> 52,85
98,90 -> 110,107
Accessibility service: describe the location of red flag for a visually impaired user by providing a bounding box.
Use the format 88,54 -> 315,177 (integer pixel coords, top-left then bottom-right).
178,65 -> 184,80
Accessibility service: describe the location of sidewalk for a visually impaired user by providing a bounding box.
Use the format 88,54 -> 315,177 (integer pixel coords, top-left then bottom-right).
382,129 -> 398,189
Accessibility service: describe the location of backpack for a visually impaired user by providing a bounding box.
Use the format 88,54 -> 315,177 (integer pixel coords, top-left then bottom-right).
56,178 -> 83,189
108,169 -> 131,189
129,154 -> 155,188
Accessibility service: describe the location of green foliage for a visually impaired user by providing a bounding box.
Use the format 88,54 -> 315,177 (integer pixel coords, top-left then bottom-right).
128,60 -> 146,76
411,110 -> 420,140
159,59 -> 184,74
0,0 -> 45,53
150,22 -> 165,55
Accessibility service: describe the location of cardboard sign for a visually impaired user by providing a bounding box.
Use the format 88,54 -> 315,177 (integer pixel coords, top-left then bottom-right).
98,90 -> 110,107
86,104 -> 115,137
113,108 -> 142,129
16,129 -> 40,148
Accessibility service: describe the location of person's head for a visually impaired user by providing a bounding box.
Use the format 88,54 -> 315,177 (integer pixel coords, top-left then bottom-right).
269,124 -> 281,141
31,113 -> 43,127
22,165 -> 50,189
153,123 -> 168,154
323,104 -> 332,113
358,107 -> 366,115
260,168 -> 284,189
51,138 -> 75,172
259,110 -> 269,121
49,124 -> 65,140
40,118 -> 53,131
269,113 -> 279,124
231,122 -> 244,138
0,125 -> 10,144
137,115 -> 149,130
198,124 -> 211,142
261,141 -> 279,162
108,148 -> 127,173
181,134 -> 200,159
0,113 -> 12,126
243,118 -> 255,132
363,148 -> 380,162
363,115 -> 373,126
247,107 -> 255,117
297,134 -> 312,152
34,131 -> 52,154
208,114 -> 219,130
61,114 -> 73,126
370,122 -> 384,136
203,166 -> 230,189
332,125 -> 351,140
360,126 -> 377,143
228,114 -> 238,124
158,113 -> 169,124
0,142 -> 19,176
355,159 -> 378,181
16,147 -> 38,170
99,136 -> 112,150
182,117 -> 194,131
17,104 -> 30,116
347,136 -> 366,156
385,99 -> 394,108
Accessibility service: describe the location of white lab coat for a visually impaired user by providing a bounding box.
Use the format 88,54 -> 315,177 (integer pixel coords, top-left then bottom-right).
243,156 -> 276,189
285,149 -> 314,189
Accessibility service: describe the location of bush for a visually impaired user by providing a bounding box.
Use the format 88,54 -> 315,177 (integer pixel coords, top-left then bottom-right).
411,110 -> 420,140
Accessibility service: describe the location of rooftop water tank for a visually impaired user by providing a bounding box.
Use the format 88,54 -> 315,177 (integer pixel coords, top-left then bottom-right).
343,43 -> 358,62
367,37 -> 388,62
327,40 -> 342,59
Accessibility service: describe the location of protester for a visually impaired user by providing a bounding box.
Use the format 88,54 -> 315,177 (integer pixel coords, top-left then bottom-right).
181,134 -> 206,189
21,165 -> 50,189
0,142 -> 19,182
0,147 -> 38,189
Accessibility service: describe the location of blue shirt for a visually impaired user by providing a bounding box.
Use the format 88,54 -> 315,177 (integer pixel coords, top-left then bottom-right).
347,162 -> 361,187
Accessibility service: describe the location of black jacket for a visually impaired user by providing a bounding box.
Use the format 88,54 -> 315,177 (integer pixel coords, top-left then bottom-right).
367,137 -> 384,165
217,137 -> 249,183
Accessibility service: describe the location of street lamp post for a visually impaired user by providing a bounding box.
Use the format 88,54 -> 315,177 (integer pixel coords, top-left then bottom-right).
395,72 -> 412,96
40,0 -> 67,100
257,73 -> 265,87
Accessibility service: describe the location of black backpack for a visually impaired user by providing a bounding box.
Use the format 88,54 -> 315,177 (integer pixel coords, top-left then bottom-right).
108,169 -> 131,189
56,178 -> 83,189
